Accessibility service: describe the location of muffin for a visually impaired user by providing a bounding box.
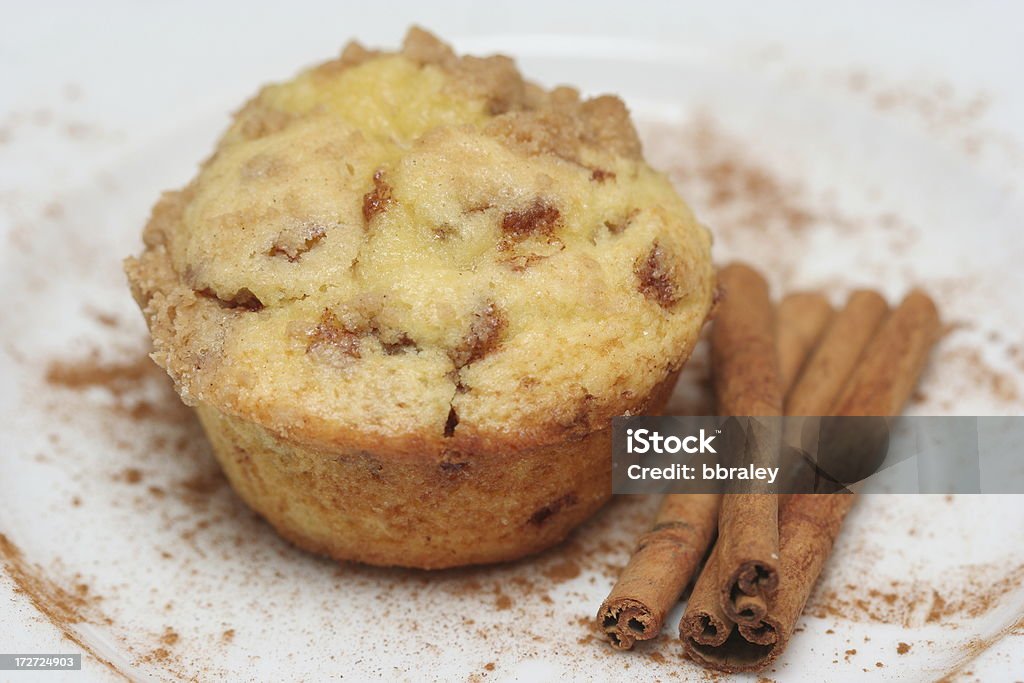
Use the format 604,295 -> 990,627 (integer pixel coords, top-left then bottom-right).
125,28 -> 714,569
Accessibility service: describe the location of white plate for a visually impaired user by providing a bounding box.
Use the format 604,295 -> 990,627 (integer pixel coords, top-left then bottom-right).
3,3 -> 1024,681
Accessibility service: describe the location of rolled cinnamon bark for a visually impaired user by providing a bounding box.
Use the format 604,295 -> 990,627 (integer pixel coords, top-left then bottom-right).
712,264 -> 783,417
685,290 -> 940,672
731,493 -> 854,670
712,264 -> 783,625
776,293 -> 833,396
682,545 -> 782,671
717,491 -> 777,624
685,494 -> 854,673
601,269 -> 824,649
678,545 -> 733,649
681,283 -> 830,643
785,290 -> 888,416
833,290 -> 940,416
598,494 -> 720,649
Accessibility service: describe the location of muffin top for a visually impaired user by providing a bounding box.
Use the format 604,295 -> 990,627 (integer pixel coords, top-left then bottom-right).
126,28 -> 714,456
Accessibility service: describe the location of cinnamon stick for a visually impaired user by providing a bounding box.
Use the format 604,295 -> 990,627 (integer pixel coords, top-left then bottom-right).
712,264 -> 783,417
833,290 -> 940,416
677,545 -> 734,650
776,293 -> 833,396
712,264 -> 783,625
597,494 -> 720,649
685,495 -> 853,673
600,268 -> 823,649
682,282 -> 831,637
785,290 -> 888,416
684,290 -> 940,672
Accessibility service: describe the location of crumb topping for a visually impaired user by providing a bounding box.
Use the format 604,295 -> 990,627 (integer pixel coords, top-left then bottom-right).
124,27 -> 714,448
635,242 -> 680,309
362,170 -> 393,225
449,302 -> 507,369
500,201 -> 561,246
306,309 -> 363,363
268,222 -> 327,262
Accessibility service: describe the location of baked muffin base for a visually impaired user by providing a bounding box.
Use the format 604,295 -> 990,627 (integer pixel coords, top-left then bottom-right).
196,369 -> 680,569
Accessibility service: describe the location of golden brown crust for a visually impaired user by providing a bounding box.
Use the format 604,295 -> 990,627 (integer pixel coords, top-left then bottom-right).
197,368 -> 681,568
125,29 -> 714,461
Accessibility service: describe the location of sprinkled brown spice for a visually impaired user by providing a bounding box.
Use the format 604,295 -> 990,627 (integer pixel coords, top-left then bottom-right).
46,355 -> 152,396
927,592 -> 948,623
500,200 -> 560,246
449,303 -> 507,369
86,307 -> 120,328
119,468 -> 143,484
938,346 -> 1021,404
635,242 -> 679,308
642,116 -> 872,288
0,534 -> 119,676
542,559 -> 581,582
590,169 -> 615,183
0,534 -> 90,626
897,642 -> 911,654
178,473 -> 224,498
362,170 -> 393,225
808,562 -> 1024,625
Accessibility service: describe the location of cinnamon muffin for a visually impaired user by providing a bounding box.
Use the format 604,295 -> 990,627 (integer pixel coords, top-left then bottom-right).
125,28 -> 714,569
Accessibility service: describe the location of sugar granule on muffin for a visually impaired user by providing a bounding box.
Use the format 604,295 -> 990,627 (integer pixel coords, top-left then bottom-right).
125,27 -> 715,568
